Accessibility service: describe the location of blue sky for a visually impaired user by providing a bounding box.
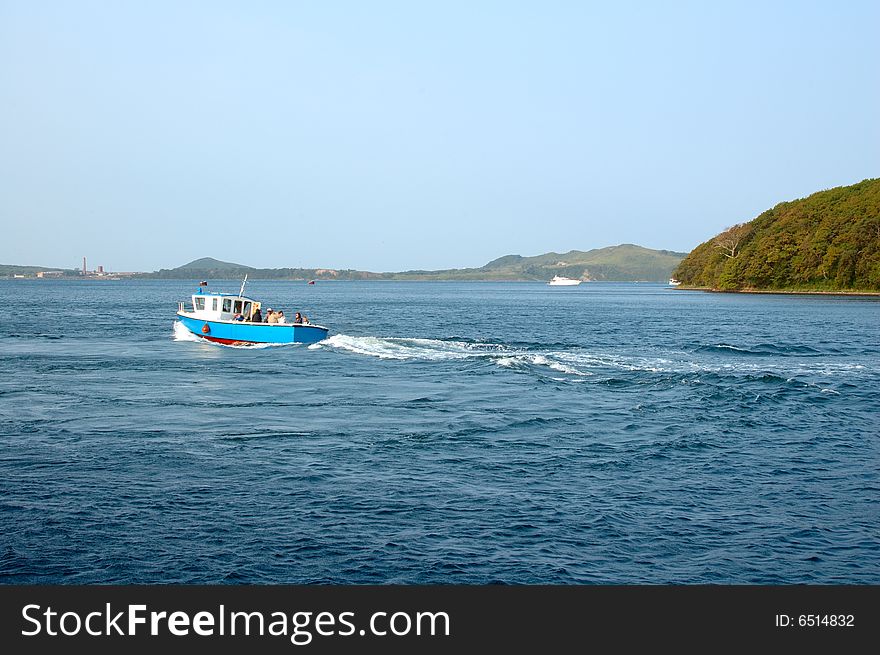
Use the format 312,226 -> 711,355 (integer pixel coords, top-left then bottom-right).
1,1 -> 877,272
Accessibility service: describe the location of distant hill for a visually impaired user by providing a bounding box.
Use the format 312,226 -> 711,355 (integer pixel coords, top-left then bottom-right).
155,257 -> 257,279
391,244 -> 687,281
175,257 -> 256,272
141,245 -> 687,281
0,264 -> 71,276
146,257 -> 376,281
673,178 -> 880,291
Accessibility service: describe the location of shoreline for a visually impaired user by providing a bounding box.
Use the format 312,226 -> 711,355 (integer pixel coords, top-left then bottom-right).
677,286 -> 880,297
5,278 -> 878,294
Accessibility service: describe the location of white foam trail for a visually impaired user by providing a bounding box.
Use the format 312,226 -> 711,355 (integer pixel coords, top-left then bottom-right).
550,349 -> 871,378
312,335 -> 509,361
713,344 -> 749,352
550,350 -> 676,374
306,332 -> 874,383
315,335 -> 595,376
526,354 -> 588,375
172,320 -> 201,342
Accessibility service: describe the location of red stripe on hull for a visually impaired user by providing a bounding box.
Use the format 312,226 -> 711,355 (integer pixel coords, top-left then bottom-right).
202,335 -> 259,346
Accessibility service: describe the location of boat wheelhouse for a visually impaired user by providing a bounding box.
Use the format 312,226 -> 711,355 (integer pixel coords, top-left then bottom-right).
176,286 -> 329,345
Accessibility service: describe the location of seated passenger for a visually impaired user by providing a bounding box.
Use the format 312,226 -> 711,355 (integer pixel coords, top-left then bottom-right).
276,311 -> 285,323
294,312 -> 310,325
250,307 -> 262,323
232,313 -> 244,322
267,311 -> 279,324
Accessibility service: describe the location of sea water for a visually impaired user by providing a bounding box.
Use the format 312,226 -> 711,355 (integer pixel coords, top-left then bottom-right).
0,280 -> 877,583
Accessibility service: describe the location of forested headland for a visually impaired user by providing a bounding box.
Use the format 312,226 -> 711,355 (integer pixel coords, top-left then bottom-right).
673,178 -> 880,292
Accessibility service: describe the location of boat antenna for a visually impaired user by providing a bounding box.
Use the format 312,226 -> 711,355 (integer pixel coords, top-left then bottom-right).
238,274 -> 248,298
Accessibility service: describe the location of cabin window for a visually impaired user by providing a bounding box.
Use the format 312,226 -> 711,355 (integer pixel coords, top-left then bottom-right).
233,300 -> 243,314
212,298 -> 218,311
194,297 -> 206,311
222,298 -> 232,312
243,302 -> 252,316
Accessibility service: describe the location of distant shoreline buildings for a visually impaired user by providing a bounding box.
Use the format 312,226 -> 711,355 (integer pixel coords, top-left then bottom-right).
79,256 -> 116,277
76,256 -> 138,279
4,256 -> 138,279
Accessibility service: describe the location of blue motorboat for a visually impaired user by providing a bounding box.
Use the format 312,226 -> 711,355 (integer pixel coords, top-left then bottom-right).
176,279 -> 329,345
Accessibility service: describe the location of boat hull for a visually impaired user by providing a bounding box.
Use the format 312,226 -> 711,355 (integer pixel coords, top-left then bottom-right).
177,313 -> 329,345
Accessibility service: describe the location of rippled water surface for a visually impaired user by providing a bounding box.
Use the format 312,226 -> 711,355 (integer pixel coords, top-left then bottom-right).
1,280 -> 878,583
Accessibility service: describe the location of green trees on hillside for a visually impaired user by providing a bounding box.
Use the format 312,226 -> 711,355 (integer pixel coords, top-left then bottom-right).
673,178 -> 880,291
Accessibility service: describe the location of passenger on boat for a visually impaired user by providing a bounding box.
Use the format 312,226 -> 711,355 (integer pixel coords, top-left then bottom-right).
264,308 -> 272,323
276,311 -> 285,323
267,311 -> 279,324
250,307 -> 262,323
232,313 -> 245,322
294,312 -> 310,325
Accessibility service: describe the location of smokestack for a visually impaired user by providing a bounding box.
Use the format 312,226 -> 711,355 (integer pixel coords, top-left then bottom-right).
83,257 -> 87,275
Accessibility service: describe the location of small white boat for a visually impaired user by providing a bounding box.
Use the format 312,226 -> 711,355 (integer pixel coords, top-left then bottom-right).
548,275 -> 582,286
668,278 -> 682,286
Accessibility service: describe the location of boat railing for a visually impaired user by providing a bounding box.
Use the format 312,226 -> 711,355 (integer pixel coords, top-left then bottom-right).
178,301 -> 185,312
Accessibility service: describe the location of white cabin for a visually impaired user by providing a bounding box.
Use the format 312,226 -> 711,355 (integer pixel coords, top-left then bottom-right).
179,293 -> 262,322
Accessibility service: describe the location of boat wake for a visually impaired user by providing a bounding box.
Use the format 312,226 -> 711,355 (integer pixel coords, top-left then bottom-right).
173,325 -> 867,392
172,321 -> 202,342
310,334 -> 592,376
309,334 -> 699,376
695,342 -> 829,356
309,334 -> 869,389
308,335 -> 507,360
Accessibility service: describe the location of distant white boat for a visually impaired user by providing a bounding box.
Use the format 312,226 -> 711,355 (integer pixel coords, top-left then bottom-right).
548,275 -> 582,286
668,278 -> 682,286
